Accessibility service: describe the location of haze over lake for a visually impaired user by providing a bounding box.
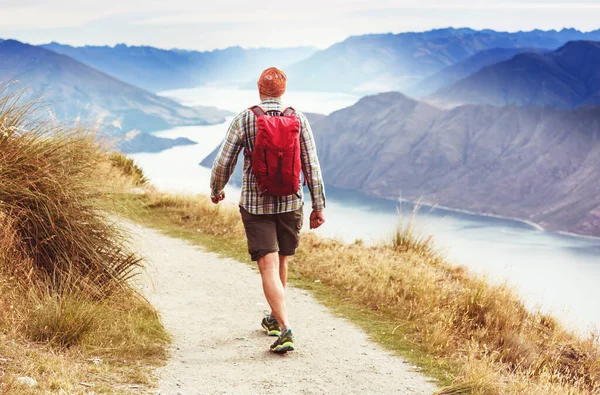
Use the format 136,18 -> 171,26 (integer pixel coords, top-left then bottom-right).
131,87 -> 600,334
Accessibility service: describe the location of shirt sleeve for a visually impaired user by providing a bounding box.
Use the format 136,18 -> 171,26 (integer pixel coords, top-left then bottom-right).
210,115 -> 243,197
299,114 -> 326,211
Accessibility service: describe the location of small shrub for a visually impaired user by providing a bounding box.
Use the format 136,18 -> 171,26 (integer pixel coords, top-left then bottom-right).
109,152 -> 148,186
26,290 -> 99,348
391,206 -> 439,261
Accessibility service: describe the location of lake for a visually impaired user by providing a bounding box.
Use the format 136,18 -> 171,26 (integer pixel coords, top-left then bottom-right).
131,87 -> 600,334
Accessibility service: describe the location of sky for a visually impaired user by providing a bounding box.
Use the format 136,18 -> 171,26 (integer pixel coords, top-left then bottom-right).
0,0 -> 599,51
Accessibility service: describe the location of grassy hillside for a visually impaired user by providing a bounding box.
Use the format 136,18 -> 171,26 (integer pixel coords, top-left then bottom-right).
113,190 -> 600,394
0,90 -> 169,393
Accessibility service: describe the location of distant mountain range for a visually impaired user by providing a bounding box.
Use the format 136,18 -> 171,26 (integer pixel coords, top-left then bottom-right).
26,28 -> 600,104
41,43 -> 317,93
307,92 -> 600,236
430,41 -> 600,109
284,28 -> 600,94
0,39 -> 231,152
410,47 -> 548,96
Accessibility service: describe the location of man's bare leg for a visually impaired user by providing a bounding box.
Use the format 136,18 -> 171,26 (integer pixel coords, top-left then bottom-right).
257,252 -> 288,327
279,254 -> 289,289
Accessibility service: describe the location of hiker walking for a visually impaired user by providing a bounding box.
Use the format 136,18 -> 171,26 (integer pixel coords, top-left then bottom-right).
210,67 -> 326,353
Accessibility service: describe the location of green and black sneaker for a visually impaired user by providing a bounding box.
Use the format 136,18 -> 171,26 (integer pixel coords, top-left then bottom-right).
261,315 -> 281,337
270,328 -> 294,354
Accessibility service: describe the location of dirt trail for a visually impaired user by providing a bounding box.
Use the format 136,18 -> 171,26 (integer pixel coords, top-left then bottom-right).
124,221 -> 438,395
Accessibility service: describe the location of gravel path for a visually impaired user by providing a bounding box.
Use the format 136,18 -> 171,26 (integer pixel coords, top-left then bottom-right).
124,221 -> 438,395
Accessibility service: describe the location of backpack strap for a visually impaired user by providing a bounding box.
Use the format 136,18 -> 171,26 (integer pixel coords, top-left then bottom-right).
249,106 -> 266,117
244,107 -> 265,158
282,107 -> 296,116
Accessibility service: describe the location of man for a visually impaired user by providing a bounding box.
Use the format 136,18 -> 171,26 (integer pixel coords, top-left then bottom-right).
210,67 -> 326,354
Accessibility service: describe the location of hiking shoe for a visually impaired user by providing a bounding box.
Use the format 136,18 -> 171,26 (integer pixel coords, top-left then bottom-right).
261,315 -> 281,337
270,329 -> 294,354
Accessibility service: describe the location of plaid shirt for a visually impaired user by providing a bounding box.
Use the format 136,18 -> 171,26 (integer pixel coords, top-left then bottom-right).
210,98 -> 326,215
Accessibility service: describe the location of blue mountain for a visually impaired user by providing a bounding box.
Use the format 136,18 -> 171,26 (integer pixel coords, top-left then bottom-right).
430,41 -> 600,109
0,40 -> 230,152
285,28 -> 600,94
410,47 -> 549,96
41,43 -> 317,93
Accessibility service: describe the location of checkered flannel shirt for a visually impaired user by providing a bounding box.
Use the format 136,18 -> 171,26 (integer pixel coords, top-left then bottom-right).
210,98 -> 326,215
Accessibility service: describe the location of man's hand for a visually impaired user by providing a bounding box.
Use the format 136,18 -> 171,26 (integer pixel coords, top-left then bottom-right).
211,191 -> 225,204
310,210 -> 325,229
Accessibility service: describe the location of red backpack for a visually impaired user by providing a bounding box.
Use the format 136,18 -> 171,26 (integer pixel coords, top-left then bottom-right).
245,106 -> 302,197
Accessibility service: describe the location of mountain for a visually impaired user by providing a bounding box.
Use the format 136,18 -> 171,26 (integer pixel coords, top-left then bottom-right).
0,39 -> 231,152
429,41 -> 600,109
41,43 -> 317,93
308,92 -> 600,236
285,28 -> 600,94
410,47 -> 548,96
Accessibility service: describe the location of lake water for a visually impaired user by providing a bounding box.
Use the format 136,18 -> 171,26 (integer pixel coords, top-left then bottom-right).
132,87 -> 600,334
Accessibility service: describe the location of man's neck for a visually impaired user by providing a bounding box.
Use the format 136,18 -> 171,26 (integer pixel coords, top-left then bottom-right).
260,95 -> 282,101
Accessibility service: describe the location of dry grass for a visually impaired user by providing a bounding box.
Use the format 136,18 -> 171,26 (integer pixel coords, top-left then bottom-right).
109,152 -> 148,187
0,90 -> 143,296
0,88 -> 169,393
115,190 -> 600,394
391,206 -> 440,262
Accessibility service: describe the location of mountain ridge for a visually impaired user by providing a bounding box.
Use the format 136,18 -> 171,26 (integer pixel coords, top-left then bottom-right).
41,42 -> 317,92
0,39 -> 230,152
411,47 -> 548,96
429,40 -> 600,109
285,28 -> 600,94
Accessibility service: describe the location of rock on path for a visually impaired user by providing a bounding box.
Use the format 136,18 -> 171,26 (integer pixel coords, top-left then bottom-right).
124,221 -> 438,395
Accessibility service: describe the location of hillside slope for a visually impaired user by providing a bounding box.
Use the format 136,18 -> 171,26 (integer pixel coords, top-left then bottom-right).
0,40 -> 233,152
430,41 -> 600,109
0,40 -> 229,135
311,92 -> 600,236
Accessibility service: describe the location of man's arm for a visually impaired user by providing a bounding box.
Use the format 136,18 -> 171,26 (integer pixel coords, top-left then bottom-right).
299,115 -> 326,213
210,115 -> 243,202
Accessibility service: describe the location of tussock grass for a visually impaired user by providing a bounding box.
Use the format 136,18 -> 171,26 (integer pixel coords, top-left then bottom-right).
0,91 -> 142,296
116,190 -> 600,394
0,88 -> 169,393
109,152 -> 148,187
26,290 -> 99,348
391,206 -> 440,262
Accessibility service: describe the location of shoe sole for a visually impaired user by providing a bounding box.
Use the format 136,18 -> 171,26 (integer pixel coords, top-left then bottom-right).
261,323 -> 281,337
270,342 -> 294,354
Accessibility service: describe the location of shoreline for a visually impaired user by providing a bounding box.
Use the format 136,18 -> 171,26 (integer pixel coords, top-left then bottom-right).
555,230 -> 600,242
399,198 -> 546,232
327,186 -> 547,232
396,198 -> 600,242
